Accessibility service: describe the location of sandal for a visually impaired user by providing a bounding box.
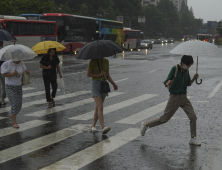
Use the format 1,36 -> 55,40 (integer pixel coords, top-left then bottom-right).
48,102 -> 52,108
12,124 -> 19,128
51,98 -> 55,107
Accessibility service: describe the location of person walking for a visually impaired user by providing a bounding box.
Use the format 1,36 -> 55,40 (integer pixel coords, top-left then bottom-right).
87,57 -> 118,135
140,55 -> 201,146
1,60 -> 30,128
40,48 -> 62,108
0,61 -> 6,105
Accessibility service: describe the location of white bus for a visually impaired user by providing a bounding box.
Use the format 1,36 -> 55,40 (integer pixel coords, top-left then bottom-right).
123,28 -> 141,50
0,15 -> 57,49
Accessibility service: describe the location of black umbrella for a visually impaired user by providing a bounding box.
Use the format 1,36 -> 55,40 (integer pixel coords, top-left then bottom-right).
0,29 -> 17,42
76,40 -> 123,60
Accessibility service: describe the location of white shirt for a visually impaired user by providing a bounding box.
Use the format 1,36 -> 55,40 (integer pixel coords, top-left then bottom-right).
1,60 -> 27,86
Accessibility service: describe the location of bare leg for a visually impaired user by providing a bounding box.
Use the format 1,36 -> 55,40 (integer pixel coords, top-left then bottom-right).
10,114 -> 18,127
92,97 -> 106,127
93,96 -> 106,129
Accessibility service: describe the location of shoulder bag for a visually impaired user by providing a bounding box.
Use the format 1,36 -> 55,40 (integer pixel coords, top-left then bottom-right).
21,63 -> 31,86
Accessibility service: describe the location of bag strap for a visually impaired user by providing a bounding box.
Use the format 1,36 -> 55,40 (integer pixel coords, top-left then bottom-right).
96,59 -> 106,80
173,65 -> 178,79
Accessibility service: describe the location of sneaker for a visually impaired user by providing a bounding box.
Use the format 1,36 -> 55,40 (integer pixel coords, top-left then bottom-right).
189,138 -> 201,146
0,100 -> 6,105
102,127 -> 111,135
140,122 -> 148,136
91,126 -> 98,133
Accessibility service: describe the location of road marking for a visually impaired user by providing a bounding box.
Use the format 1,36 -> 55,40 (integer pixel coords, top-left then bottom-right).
0,117 -> 6,120
0,91 -> 90,114
116,100 -> 168,124
0,124 -> 90,164
139,60 -> 147,63
192,101 -> 209,103
0,120 -> 51,138
23,87 -> 35,91
171,117 -> 188,120
69,94 -> 158,120
40,128 -> 146,170
115,78 -> 129,83
5,89 -> 60,102
207,80 -> 222,98
64,65 -> 125,76
149,69 -> 159,73
116,97 -> 192,124
26,92 -> 124,117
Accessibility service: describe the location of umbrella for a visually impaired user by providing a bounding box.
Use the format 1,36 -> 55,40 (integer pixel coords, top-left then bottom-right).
0,44 -> 37,61
0,29 -> 17,42
32,41 -> 66,54
76,40 -> 123,60
170,41 -> 221,85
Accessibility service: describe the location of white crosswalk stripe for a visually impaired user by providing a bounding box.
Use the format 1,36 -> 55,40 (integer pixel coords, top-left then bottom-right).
0,120 -> 51,138
69,94 -> 158,121
0,124 -> 90,164
41,128 -> 146,170
22,87 -> 35,91
115,96 -> 192,124
115,100 -> 168,124
5,89 -> 61,102
25,92 -> 124,117
0,91 -> 90,114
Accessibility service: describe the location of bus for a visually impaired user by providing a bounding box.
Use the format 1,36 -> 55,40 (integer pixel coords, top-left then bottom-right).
182,35 -> 193,41
20,13 -> 124,52
0,15 -> 57,48
96,18 -> 123,46
196,34 -> 213,43
41,13 -> 96,53
123,28 -> 141,50
19,14 -> 42,20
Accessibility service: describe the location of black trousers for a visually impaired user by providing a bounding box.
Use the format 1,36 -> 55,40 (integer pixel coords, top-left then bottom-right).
43,76 -> 57,102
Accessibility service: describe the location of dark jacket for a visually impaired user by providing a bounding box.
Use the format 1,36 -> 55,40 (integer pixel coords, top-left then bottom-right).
40,54 -> 60,77
163,65 -> 191,95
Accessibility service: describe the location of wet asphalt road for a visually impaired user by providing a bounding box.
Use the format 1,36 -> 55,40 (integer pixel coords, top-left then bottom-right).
0,42 -> 222,170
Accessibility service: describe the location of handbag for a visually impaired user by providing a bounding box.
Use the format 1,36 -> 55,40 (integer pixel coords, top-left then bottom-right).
21,63 -> 31,86
96,59 -> 111,93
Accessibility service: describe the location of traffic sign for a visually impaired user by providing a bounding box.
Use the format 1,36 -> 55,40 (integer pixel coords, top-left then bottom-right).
208,21 -> 218,27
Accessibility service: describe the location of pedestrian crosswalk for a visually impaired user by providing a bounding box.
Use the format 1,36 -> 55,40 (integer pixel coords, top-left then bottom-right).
69,94 -> 158,121
0,81 -> 197,169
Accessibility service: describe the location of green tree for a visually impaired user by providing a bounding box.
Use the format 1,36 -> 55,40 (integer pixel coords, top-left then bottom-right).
156,0 -> 180,38
13,0 -> 55,15
142,5 -> 166,38
0,0 -> 14,15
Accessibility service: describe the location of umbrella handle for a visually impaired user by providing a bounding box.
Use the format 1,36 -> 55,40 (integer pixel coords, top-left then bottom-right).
196,78 -> 202,85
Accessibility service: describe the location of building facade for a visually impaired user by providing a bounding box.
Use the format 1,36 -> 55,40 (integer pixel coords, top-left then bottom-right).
141,0 -> 187,11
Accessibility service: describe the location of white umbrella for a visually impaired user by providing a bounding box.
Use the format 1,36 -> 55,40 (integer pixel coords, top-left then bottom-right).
170,41 -> 221,85
170,40 -> 221,57
0,44 -> 37,61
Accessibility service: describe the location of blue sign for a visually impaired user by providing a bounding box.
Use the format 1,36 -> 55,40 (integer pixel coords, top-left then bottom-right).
207,21 -> 212,27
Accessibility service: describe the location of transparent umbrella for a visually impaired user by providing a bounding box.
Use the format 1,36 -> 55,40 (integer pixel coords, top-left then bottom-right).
170,41 -> 221,85
0,44 -> 37,61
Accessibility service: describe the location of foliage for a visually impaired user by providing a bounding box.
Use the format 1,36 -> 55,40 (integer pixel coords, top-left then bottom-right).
0,0 -> 204,39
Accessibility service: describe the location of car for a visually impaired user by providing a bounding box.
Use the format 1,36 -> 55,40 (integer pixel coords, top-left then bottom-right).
140,40 -> 153,49
164,39 -> 168,43
160,38 -> 165,44
150,39 -> 155,44
168,38 -> 174,43
154,39 -> 161,44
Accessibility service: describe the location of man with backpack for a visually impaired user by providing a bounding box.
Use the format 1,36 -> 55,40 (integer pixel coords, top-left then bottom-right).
140,55 -> 201,146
